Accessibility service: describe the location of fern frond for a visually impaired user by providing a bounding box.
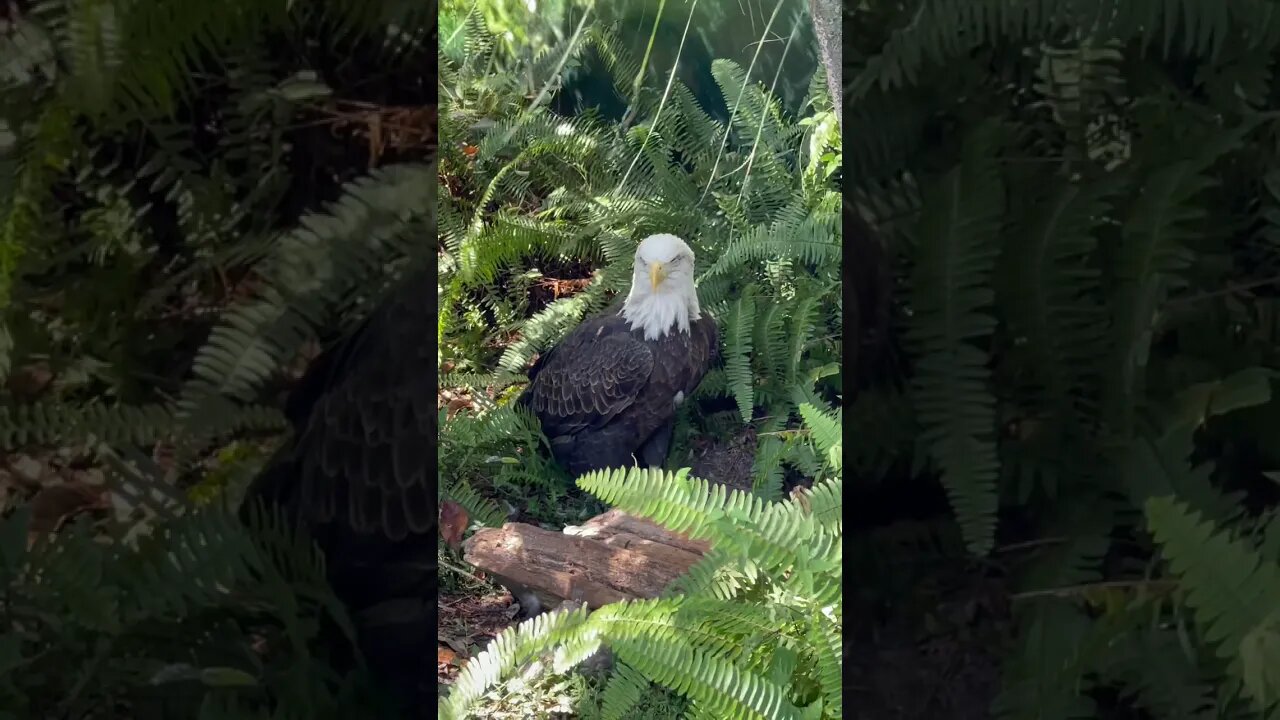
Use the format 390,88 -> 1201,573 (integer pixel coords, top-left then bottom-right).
850,0 -> 1254,100
0,400 -> 174,448
440,604 -> 592,720
908,121 -> 1005,556
721,289 -> 757,423
1146,494 -> 1280,712
178,163 -> 431,416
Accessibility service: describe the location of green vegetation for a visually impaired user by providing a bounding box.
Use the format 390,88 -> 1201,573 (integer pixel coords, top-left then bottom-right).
847,2 -> 1280,718
0,0 -> 431,717
437,1 -> 841,718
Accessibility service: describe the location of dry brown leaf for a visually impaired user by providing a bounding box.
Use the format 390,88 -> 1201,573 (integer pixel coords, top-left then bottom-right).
439,499 -> 469,548
446,394 -> 473,420
437,645 -> 459,668
789,485 -> 812,513
7,362 -> 54,399
26,482 -> 108,547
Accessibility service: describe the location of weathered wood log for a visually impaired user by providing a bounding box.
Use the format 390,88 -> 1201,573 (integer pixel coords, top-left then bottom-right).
462,510 -> 710,612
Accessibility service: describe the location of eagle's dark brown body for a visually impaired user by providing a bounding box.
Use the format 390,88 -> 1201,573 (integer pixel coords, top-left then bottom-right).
518,300 -> 719,477
242,270 -> 435,716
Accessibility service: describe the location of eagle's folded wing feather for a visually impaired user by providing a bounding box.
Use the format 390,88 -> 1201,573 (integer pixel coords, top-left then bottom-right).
282,282 -> 435,543
522,329 -> 654,436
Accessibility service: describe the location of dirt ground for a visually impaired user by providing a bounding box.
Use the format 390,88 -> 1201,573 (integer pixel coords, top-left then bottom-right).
687,427 -> 758,492
846,577 -> 1008,719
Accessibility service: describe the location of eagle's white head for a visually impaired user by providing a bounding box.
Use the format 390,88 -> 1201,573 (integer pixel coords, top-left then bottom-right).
621,233 -> 702,341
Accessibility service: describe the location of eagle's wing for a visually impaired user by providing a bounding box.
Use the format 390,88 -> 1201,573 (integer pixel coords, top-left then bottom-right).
521,324 -> 654,439
238,270 -> 437,711
261,275 -> 435,543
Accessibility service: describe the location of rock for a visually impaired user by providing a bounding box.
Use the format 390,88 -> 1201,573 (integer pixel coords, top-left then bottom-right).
9,455 -> 44,485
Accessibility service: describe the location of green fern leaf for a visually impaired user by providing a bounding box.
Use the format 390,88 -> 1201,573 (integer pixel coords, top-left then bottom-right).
1146,494 -> 1280,712
908,121 -> 1005,556
723,289 -> 758,423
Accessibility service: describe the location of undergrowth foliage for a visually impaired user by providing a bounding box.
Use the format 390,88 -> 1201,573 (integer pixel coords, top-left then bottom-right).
849,2 -> 1280,717
0,0 -> 434,716
0,503 -> 373,719
438,7 -> 841,508
438,6 -> 840,719
440,467 -> 843,720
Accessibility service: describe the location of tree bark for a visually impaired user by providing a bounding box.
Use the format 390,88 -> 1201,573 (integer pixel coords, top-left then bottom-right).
809,0 -> 842,128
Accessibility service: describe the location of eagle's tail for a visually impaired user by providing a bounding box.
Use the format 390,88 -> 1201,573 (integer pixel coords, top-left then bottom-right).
241,454 -> 436,717
321,523 -> 437,715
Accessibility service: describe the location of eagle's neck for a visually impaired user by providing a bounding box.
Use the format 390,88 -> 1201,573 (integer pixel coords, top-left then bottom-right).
620,285 -> 701,341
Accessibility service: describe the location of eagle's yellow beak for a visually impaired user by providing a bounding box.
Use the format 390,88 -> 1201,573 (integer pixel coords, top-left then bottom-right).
649,262 -> 668,292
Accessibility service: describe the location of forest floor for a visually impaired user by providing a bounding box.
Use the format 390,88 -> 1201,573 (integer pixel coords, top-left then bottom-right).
8,397 -> 1002,718
846,576 -> 1008,719
435,426 -> 763,696
438,419 -> 1008,718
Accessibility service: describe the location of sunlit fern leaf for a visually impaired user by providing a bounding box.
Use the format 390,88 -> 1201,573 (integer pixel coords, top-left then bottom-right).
806,616 -> 842,719
497,281 -> 608,372
709,58 -> 796,159
797,401 -> 841,473
584,26 -> 643,105
797,476 -> 842,533
440,605 -> 593,720
747,430 -> 788,499
908,120 -> 1004,556
659,82 -> 727,170
702,204 -> 840,280
784,287 -> 827,390
721,288 -> 757,422
579,467 -> 840,598
754,299 -> 788,384
610,635 -> 802,720
455,213 -> 576,288
439,478 -> 507,529
600,660 -> 650,720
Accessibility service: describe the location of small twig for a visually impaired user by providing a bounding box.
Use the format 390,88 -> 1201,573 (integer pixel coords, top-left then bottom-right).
1011,578 -> 1177,602
1165,274 -> 1280,308
992,537 -> 1067,554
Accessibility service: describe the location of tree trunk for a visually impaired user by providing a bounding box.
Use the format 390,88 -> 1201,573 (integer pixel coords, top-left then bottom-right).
809,0 -> 842,127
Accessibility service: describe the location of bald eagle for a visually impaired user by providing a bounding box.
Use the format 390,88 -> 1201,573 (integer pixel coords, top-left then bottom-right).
519,233 -> 719,477
237,236 -> 715,712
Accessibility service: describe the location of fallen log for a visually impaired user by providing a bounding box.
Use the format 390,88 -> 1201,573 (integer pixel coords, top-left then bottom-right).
461,510 -> 710,612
